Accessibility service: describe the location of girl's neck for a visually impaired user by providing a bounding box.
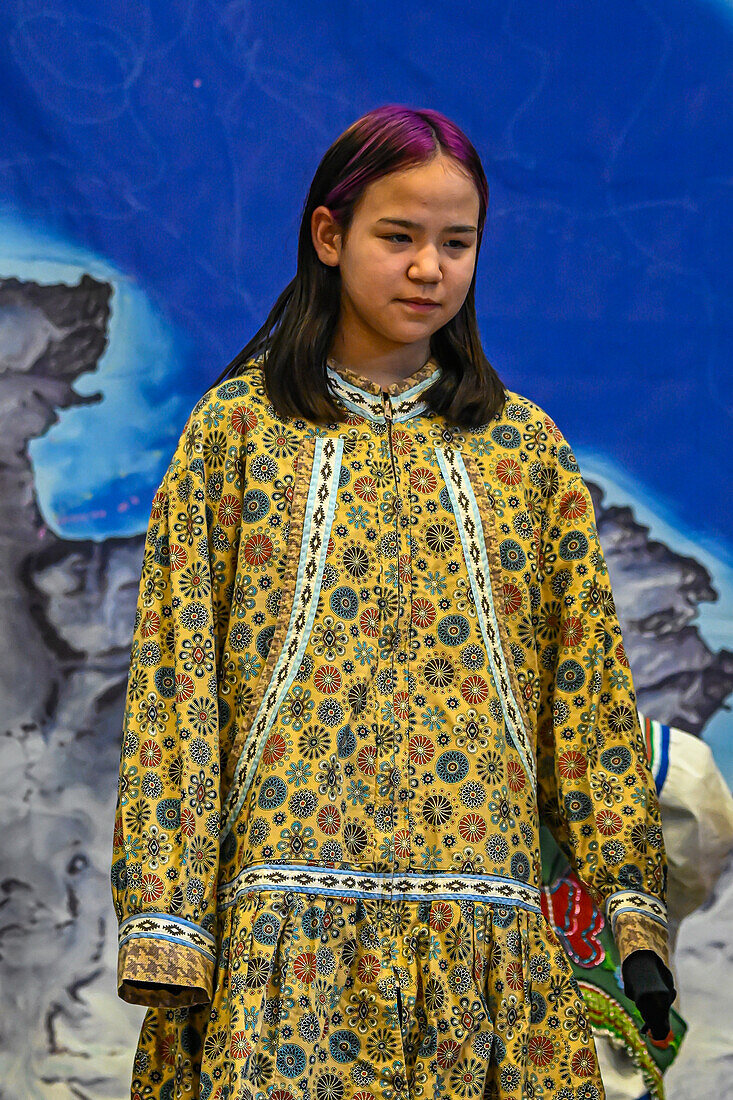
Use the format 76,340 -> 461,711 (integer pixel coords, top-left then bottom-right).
327,343 -> 432,392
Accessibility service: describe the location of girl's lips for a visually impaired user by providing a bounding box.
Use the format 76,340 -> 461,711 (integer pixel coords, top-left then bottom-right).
400,299 -> 440,311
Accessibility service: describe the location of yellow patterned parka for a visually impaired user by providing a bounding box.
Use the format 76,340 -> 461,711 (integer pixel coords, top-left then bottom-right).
111,353 -> 670,1100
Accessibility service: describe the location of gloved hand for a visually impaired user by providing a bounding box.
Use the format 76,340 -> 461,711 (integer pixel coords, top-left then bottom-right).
621,949 -> 676,1042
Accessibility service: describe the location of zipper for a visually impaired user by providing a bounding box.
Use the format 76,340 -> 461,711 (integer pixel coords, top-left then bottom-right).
381,389 -> 392,421
381,391 -> 400,539
381,391 -> 398,489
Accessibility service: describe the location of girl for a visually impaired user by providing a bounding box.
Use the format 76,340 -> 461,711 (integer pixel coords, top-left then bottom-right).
112,105 -> 675,1100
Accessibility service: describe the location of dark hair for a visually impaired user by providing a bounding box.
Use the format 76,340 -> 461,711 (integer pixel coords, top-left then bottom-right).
214,104 -> 506,428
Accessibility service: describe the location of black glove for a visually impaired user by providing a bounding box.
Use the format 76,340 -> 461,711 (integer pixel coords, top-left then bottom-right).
621,949 -> 676,1042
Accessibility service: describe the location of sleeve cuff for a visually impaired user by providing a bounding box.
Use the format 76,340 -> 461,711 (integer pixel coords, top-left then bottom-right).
117,912 -> 216,1007
606,890 -> 670,968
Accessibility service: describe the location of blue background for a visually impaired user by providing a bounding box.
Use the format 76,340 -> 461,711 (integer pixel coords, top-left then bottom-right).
0,0 -> 730,564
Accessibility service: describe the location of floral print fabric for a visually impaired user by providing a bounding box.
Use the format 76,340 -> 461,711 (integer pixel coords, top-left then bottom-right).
112,355 -> 669,1099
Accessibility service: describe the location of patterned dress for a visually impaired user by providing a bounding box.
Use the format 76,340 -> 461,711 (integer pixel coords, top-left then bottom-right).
112,353 -> 671,1100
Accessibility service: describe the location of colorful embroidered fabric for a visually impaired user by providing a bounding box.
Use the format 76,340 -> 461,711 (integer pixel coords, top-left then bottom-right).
539,717 -> 683,1100
112,354 -> 670,1099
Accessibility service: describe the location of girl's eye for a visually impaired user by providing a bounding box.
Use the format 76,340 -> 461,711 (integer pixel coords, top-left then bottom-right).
382,235 -> 470,249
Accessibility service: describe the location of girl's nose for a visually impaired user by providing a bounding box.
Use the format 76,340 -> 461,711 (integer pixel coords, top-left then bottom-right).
408,252 -> 443,281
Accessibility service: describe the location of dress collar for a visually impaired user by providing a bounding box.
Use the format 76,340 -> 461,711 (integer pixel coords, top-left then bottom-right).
326,356 -> 442,423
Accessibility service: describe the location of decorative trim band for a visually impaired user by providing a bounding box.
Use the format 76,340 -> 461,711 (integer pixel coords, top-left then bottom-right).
642,713 -> 671,796
578,982 -> 666,1099
434,445 -> 536,790
605,889 -> 668,932
326,364 -> 441,423
118,912 -> 216,962
217,862 -> 542,912
221,434 -> 344,839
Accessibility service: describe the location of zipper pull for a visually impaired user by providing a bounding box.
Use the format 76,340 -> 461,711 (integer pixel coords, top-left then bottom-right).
381,390 -> 393,422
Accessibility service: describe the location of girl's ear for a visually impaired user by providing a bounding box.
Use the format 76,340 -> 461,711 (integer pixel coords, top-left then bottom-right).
311,205 -> 343,267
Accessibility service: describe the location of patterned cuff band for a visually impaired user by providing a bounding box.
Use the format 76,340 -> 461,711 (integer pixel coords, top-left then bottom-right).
117,912 -> 216,1007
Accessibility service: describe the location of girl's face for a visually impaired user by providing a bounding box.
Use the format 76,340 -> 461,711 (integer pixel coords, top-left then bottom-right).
312,154 -> 480,362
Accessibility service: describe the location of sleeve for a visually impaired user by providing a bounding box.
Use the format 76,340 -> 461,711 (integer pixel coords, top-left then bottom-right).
534,427 -> 671,969
111,396 -> 245,1006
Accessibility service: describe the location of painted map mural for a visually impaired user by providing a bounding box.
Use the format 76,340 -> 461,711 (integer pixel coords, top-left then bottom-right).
0,1 -> 731,1097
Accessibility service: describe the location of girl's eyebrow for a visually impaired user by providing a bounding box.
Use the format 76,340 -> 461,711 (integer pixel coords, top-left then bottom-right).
376,217 -> 477,233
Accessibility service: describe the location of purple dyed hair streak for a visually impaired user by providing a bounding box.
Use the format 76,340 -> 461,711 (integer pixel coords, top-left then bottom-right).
322,105 -> 489,243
